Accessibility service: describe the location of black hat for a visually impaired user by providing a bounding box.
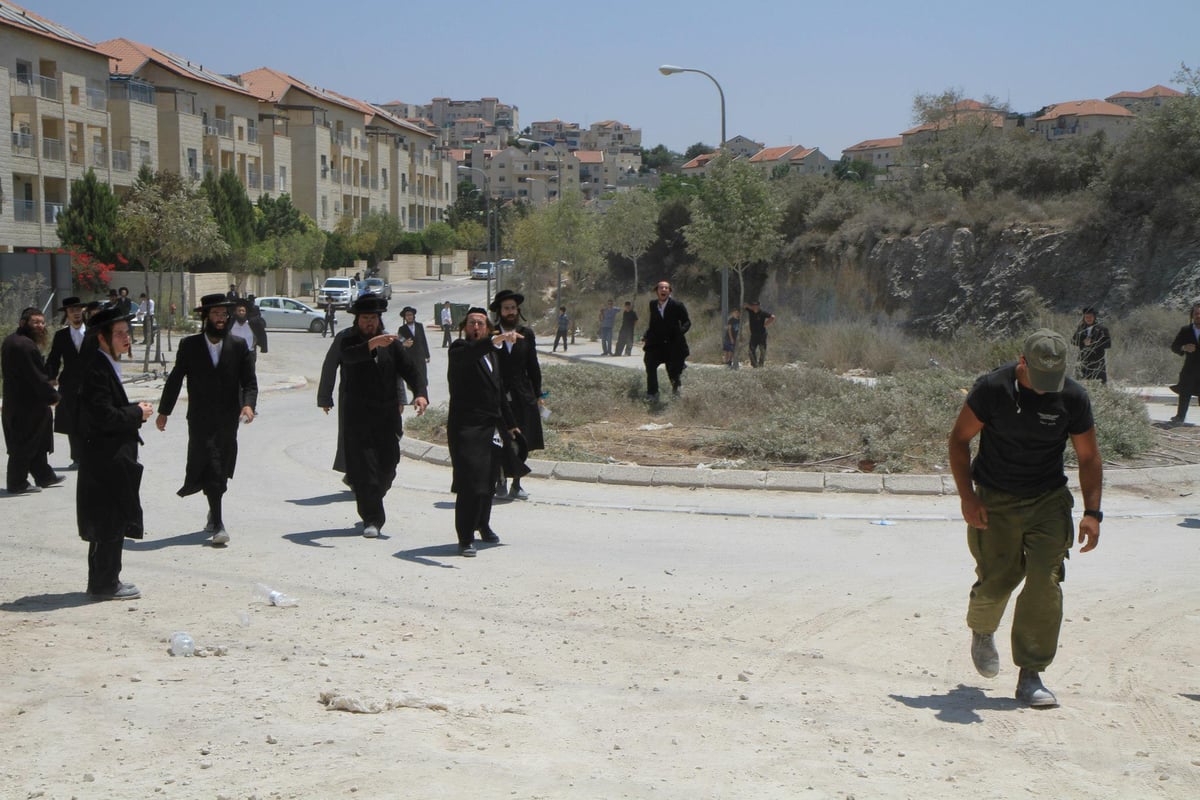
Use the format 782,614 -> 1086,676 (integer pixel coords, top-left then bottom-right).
84,300 -> 101,311
488,289 -> 525,313
88,302 -> 136,329
400,306 -> 418,317
59,296 -> 85,311
348,295 -> 388,315
194,293 -> 237,314
1082,305 -> 1098,315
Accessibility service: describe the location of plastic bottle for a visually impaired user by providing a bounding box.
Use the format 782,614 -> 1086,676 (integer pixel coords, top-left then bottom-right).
253,583 -> 298,607
169,632 -> 194,656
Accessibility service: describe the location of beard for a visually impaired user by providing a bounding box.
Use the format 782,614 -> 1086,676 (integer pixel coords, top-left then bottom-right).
500,312 -> 520,329
204,320 -> 228,340
19,325 -> 48,349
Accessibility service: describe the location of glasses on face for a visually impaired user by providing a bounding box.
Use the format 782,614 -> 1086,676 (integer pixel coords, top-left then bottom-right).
209,310 -> 229,320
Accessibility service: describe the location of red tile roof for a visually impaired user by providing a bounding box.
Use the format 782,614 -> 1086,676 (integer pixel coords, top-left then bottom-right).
97,38 -> 252,95
681,152 -> 717,170
844,137 -> 903,152
1035,99 -> 1133,121
1107,84 -> 1184,100
574,150 -> 604,164
0,1 -> 101,55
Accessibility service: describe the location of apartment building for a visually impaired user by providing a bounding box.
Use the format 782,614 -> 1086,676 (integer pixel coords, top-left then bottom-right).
841,136 -> 903,170
1,2 -> 115,250
527,119 -> 582,150
723,135 -> 764,158
747,144 -> 833,177
1032,99 -> 1134,144
460,143 -> 579,204
382,97 -> 518,150
241,67 -> 451,232
578,120 -> 642,154
97,39 -> 278,202
1105,84 -> 1184,115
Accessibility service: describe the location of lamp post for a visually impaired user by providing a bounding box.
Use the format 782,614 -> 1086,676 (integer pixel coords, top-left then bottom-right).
659,63 -> 729,326
457,165 -> 494,298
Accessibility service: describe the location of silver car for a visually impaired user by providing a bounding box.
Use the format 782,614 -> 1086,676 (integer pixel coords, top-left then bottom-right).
256,296 -> 327,334
360,277 -> 392,300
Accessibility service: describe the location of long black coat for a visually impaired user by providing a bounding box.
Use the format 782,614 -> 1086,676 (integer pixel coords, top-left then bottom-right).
317,327 -> 356,473
1,330 -> 59,461
398,320 -> 431,369
642,297 -> 691,364
157,333 -> 258,496
1172,324 -> 1200,395
495,324 -> 544,451
448,337 -> 516,496
76,351 -> 145,542
337,329 -> 427,487
45,325 -> 85,436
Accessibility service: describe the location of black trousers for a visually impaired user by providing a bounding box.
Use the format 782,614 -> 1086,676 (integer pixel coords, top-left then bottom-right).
749,338 -> 767,368
442,325 -> 452,347
87,537 -> 124,594
553,331 -> 568,351
644,351 -> 684,396
454,492 -> 494,547
7,449 -> 56,492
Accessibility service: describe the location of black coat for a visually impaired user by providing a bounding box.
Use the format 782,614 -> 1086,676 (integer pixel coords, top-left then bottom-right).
398,320 -> 431,367
46,325 -> 86,436
642,297 -> 691,363
1071,321 -> 1110,376
495,323 -> 544,451
317,327 -> 356,473
1172,324 -> 1200,395
157,333 -> 258,496
76,351 -> 145,541
1,330 -> 59,460
447,337 -> 517,495
337,329 -> 428,486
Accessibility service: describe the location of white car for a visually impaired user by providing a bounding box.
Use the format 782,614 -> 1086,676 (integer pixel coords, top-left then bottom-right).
256,296 -> 327,333
471,262 -> 496,280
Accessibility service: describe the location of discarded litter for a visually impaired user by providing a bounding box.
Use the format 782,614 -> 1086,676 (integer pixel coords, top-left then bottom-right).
169,632 -> 194,657
253,583 -> 298,607
871,519 -> 897,526
319,690 -> 449,714
637,422 -> 674,431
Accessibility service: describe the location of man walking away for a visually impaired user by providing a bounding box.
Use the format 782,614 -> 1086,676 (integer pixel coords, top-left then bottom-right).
745,301 -> 775,368
2,307 -> 62,493
948,329 -> 1102,708
76,304 -> 154,600
155,294 -> 258,546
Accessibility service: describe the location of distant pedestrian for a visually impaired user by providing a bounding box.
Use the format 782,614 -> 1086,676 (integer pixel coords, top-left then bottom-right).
45,297 -> 89,465
616,301 -> 638,356
1170,303 -> 1200,424
398,306 -> 431,377
136,293 -> 155,343
440,301 -> 453,348
1071,307 -> 1110,383
2,307 -> 62,494
744,301 -> 776,368
323,302 -> 337,338
115,287 -> 133,317
75,304 -> 154,600
553,307 -> 570,352
642,281 -> 690,399
155,294 -> 258,546
226,284 -> 239,301
448,308 -> 520,557
723,307 -> 741,368
949,329 -> 1102,708
598,300 -> 619,355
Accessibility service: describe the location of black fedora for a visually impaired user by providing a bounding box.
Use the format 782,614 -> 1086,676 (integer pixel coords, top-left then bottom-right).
194,293 -> 237,314
59,296 -> 85,311
88,302 -> 136,329
488,289 -> 525,313
399,305 -> 418,317
348,295 -> 388,316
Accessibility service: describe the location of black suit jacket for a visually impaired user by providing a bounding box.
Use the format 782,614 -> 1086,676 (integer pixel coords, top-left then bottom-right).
46,324 -> 86,435
495,323 -> 544,451
447,337 -> 516,495
1172,324 -> 1200,395
76,352 -> 145,541
642,297 -> 691,362
1,330 -> 59,458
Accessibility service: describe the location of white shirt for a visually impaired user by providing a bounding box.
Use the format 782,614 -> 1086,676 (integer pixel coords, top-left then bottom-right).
441,307 -> 452,325
230,319 -> 255,350
100,348 -> 122,380
206,337 -> 222,366
69,323 -> 85,351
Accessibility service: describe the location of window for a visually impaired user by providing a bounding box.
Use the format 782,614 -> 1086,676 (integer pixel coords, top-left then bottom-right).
259,299 -> 278,309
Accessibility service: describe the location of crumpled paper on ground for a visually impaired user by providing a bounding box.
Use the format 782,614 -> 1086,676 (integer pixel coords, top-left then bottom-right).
319,690 -> 449,714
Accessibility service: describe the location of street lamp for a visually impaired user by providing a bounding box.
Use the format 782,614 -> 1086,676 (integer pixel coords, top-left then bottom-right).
659,63 -> 729,328
457,165 -> 495,297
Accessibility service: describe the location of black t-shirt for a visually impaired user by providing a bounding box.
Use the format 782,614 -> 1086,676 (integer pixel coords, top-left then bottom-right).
746,309 -> 771,338
966,362 -> 1094,496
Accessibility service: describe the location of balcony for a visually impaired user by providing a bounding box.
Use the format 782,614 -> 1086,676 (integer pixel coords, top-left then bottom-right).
334,131 -> 350,147
371,177 -> 380,190
14,200 -> 36,223
330,167 -> 342,184
45,202 -> 64,224
112,149 -> 131,171
262,174 -> 274,192
43,137 -> 64,161
13,73 -> 60,100
247,170 -> 260,189
11,131 -> 35,157
92,143 -> 108,166
214,118 -> 232,138
188,169 -> 201,181
247,127 -> 258,144
86,88 -> 107,111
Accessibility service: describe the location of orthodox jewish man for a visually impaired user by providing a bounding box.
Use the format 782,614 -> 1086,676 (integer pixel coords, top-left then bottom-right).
45,296 -> 89,466
490,289 -> 543,500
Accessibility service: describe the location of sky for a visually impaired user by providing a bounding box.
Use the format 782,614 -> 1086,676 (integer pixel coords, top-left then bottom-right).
24,0 -> 1200,158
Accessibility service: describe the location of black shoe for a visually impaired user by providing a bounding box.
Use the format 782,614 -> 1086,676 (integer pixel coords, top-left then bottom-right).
479,530 -> 501,544
89,582 -> 141,601
1170,384 -> 1181,395
1170,415 -> 1186,425
459,543 -> 477,557
7,484 -> 41,495
37,475 -> 65,488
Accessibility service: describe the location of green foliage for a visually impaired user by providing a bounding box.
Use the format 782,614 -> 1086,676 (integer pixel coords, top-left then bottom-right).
56,169 -> 119,263
599,188 -> 659,295
116,169 -> 228,273
513,191 -> 600,299
202,170 -> 256,251
454,219 -> 488,252
683,142 -> 715,161
447,178 -> 485,228
640,143 -> 679,173
422,221 -> 457,256
255,193 -> 307,240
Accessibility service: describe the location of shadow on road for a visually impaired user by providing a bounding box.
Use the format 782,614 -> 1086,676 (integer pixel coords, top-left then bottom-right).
287,493 -> 352,507
889,684 -> 1018,723
1177,518 -> 1200,529
1,591 -> 95,612
127,530 -> 212,551
392,543 -> 461,567
283,528 -> 362,548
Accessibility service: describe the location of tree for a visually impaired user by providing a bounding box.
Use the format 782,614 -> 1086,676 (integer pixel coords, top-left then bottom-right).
115,169 -> 229,367
256,193 -> 306,240
454,219 -> 488,252
56,168 -> 120,263
684,142 -> 716,162
599,188 -> 658,296
684,153 -> 784,310
447,179 -> 485,228
513,191 -> 599,306
640,143 -> 680,173
202,170 -> 256,252
352,211 -> 405,265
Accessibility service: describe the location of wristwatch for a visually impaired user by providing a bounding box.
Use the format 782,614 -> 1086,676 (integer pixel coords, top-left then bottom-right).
1083,509 -> 1104,523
